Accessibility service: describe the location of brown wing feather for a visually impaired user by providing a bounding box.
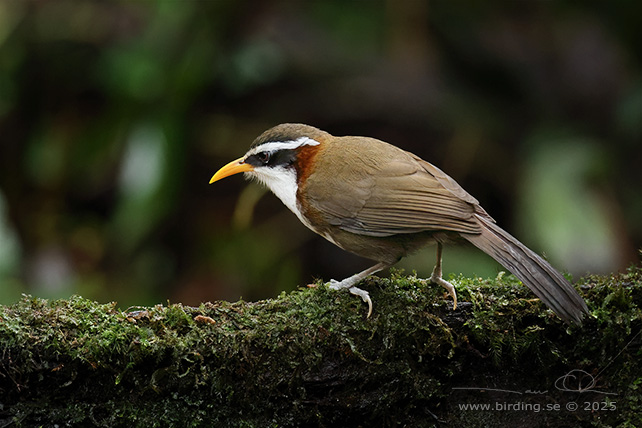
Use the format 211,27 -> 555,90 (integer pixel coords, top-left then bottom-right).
302,136 -> 484,237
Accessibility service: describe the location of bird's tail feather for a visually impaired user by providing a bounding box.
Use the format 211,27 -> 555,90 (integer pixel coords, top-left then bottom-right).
463,214 -> 589,325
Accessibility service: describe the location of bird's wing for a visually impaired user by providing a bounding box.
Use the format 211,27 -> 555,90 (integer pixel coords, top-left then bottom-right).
303,137 -> 485,238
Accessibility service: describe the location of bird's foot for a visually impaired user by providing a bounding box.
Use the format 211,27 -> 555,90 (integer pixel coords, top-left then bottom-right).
328,278 -> 352,290
428,275 -> 458,310
348,286 -> 373,318
328,280 -> 373,318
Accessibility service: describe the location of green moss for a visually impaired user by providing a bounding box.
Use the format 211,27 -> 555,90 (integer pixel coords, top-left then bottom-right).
1,265 -> 641,427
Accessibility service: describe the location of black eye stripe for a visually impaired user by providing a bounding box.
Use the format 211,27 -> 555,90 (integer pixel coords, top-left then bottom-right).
246,149 -> 296,168
269,150 -> 296,166
245,152 -> 269,167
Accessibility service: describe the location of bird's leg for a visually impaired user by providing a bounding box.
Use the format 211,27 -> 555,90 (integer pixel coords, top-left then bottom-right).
328,262 -> 390,317
429,242 -> 458,309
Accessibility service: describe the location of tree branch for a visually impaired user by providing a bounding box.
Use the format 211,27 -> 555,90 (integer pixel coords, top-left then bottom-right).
1,267 -> 640,427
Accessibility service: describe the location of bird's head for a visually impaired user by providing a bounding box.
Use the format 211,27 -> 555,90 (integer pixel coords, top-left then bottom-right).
209,123 -> 329,217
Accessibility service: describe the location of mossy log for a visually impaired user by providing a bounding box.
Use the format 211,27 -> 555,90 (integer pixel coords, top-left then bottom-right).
1,266 -> 641,427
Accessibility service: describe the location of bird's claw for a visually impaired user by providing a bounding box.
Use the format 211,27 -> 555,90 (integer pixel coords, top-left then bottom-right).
348,286 -> 373,318
328,279 -> 344,290
428,276 -> 458,310
327,281 -> 373,317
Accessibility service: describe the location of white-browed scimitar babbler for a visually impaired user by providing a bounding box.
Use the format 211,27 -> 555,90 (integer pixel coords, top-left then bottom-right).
210,123 -> 589,324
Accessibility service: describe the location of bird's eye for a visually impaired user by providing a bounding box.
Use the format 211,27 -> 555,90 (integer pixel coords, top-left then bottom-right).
256,152 -> 270,165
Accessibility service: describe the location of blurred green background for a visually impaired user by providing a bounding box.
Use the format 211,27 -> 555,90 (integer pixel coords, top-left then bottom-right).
0,0 -> 640,307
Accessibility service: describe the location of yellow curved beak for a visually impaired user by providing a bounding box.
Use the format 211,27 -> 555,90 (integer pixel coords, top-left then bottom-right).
209,157 -> 254,184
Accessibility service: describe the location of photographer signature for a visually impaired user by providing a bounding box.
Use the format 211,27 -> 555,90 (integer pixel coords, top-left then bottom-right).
453,328 -> 641,396
554,369 -> 617,395
452,367 -> 617,396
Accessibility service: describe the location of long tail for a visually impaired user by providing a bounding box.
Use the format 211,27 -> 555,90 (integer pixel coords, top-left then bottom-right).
463,214 -> 589,325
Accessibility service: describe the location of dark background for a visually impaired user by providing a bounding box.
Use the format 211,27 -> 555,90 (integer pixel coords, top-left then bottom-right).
0,0 -> 640,307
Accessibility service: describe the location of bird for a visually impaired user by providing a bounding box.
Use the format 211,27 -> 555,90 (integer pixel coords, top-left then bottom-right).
209,123 -> 589,324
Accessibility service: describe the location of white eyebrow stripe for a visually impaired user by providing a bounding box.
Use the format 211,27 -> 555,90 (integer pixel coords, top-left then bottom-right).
245,136 -> 320,157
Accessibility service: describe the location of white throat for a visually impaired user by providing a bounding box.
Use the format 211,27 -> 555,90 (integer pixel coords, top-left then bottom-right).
245,167 -> 312,229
